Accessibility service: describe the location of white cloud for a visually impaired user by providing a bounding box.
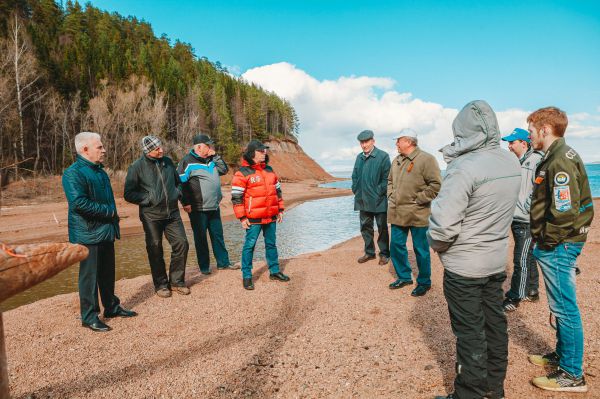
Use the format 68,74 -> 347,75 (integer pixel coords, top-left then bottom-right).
242,62 -> 600,171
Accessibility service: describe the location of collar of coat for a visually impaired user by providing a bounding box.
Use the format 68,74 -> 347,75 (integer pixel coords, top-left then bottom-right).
361,146 -> 381,159
76,154 -> 103,169
401,146 -> 421,161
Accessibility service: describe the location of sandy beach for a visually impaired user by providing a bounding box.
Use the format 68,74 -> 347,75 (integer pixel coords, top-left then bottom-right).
3,199 -> 599,398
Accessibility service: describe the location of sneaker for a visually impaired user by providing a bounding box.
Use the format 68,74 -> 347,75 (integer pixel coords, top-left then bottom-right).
503,297 -> 520,312
528,351 -> 560,367
523,292 -> 539,302
532,368 -> 588,393
156,288 -> 172,298
171,286 -> 191,295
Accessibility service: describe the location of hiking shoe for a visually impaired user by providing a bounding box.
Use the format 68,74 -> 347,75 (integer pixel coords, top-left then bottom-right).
528,351 -> 560,367
532,368 -> 588,393
503,297 -> 520,312
357,254 -> 376,263
171,286 -> 191,295
378,256 -> 390,265
156,288 -> 172,298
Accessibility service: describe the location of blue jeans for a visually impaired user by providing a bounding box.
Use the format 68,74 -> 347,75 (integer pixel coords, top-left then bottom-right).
533,242 -> 584,377
390,225 -> 431,286
189,209 -> 231,272
241,222 -> 280,279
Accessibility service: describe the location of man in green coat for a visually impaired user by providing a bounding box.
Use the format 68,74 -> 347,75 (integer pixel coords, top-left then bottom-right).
351,130 -> 391,265
387,128 -> 441,296
62,132 -> 137,332
526,107 -> 594,393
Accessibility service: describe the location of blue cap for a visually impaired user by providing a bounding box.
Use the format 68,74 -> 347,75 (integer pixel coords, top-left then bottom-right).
501,128 -> 530,143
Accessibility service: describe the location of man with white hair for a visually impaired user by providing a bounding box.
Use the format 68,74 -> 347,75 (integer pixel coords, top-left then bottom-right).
62,132 -> 137,332
387,128 -> 441,296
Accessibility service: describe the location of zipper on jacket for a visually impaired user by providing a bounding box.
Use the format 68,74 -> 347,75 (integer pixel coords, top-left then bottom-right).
155,162 -> 170,215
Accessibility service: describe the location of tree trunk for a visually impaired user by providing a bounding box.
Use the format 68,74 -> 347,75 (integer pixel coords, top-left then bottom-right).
12,14 -> 25,163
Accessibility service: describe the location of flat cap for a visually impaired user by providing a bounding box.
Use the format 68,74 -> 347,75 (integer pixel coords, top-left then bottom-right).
357,130 -> 374,141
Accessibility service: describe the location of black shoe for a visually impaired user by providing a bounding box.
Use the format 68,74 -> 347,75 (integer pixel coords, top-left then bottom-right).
82,320 -> 112,332
201,269 -> 212,275
503,297 -> 520,312
411,285 -> 431,297
270,272 -> 290,282
243,278 -> 254,290
357,254 -> 376,263
104,306 -> 138,318
575,267 -> 581,275
389,279 -> 413,290
523,291 -> 539,302
434,394 -> 455,399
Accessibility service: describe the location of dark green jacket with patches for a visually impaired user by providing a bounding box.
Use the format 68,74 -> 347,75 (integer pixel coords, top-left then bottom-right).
351,146 -> 391,213
530,138 -> 594,249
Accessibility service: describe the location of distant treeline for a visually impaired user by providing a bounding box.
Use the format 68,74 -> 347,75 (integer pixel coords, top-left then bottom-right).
0,0 -> 298,182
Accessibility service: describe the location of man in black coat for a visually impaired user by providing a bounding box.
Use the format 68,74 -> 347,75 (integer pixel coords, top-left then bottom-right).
62,132 -> 137,332
124,135 -> 190,298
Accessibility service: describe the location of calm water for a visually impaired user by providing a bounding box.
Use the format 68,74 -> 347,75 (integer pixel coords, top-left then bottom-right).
2,195 -> 359,311
327,164 -> 600,197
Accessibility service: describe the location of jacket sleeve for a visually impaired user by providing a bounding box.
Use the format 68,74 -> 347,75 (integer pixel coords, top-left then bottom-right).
275,175 -> 284,212
231,171 -> 248,220
379,154 -> 391,198
426,168 -> 473,253
351,156 -> 359,194
213,155 -> 229,176
62,169 -> 115,219
387,158 -> 395,197
415,156 -> 442,205
123,163 -> 148,205
539,160 -> 581,248
176,158 -> 192,206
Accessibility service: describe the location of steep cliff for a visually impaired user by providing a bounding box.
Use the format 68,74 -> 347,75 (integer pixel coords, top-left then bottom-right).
264,139 -> 333,182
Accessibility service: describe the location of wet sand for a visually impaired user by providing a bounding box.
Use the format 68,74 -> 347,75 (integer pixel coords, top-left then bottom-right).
3,199 -> 599,398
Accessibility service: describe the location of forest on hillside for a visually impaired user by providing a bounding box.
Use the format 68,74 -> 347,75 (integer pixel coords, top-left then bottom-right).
0,0 -> 299,183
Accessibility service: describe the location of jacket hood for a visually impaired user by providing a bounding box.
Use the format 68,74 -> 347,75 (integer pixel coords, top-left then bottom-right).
441,100 -> 500,163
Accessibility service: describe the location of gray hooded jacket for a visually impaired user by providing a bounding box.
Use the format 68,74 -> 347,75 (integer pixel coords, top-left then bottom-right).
427,100 -> 521,278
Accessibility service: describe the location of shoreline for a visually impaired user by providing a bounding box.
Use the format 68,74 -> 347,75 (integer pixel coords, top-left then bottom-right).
0,180 -> 351,245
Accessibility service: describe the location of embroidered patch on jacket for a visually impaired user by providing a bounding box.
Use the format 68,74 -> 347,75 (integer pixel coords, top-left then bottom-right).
554,171 -> 570,185
534,176 -> 544,184
554,186 -> 572,212
565,149 -> 577,160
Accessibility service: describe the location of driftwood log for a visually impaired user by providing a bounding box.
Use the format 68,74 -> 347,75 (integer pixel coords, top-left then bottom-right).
0,242 -> 88,399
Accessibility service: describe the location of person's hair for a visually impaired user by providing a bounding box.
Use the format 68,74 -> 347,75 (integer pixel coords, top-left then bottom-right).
243,147 -> 269,165
406,137 -> 418,146
527,107 -> 568,137
74,132 -> 101,154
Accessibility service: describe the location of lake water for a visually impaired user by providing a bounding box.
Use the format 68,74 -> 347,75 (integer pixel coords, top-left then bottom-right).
1,195 -> 359,311
327,164 -> 600,197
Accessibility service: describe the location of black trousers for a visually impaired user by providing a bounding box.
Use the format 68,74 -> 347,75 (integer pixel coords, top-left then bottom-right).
140,214 -> 189,290
359,211 -> 390,257
506,221 -> 539,300
443,270 -> 508,399
79,242 -> 120,324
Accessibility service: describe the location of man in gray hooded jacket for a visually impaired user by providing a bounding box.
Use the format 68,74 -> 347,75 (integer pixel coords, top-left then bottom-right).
429,101 -> 521,399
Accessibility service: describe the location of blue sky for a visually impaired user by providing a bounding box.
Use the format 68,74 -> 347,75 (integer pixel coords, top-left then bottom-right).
87,1 -> 600,167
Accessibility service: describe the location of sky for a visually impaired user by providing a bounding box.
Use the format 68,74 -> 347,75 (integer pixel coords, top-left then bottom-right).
88,0 -> 600,171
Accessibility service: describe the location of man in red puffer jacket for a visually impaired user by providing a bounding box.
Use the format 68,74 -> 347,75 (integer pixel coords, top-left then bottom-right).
232,140 -> 290,290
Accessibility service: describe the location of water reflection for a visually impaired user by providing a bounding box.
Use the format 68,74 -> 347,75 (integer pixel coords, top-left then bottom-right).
2,195 -> 358,311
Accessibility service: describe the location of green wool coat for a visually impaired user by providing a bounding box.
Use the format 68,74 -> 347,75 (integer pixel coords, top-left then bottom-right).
351,146 -> 391,213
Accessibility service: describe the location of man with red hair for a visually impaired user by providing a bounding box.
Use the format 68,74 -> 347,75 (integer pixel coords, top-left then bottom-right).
527,107 -> 594,393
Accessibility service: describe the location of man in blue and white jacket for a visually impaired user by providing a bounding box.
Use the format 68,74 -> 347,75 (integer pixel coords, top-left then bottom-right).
178,133 -> 237,274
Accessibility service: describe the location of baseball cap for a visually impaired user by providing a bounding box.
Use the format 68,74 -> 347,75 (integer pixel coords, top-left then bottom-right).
393,128 -> 418,140
193,134 -> 214,145
246,139 -> 269,153
502,128 -> 530,143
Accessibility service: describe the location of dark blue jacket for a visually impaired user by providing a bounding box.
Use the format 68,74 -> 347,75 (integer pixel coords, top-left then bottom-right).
351,146 -> 391,213
62,155 -> 120,244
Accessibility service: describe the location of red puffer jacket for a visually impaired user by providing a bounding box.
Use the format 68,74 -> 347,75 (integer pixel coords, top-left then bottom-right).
231,160 -> 284,224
